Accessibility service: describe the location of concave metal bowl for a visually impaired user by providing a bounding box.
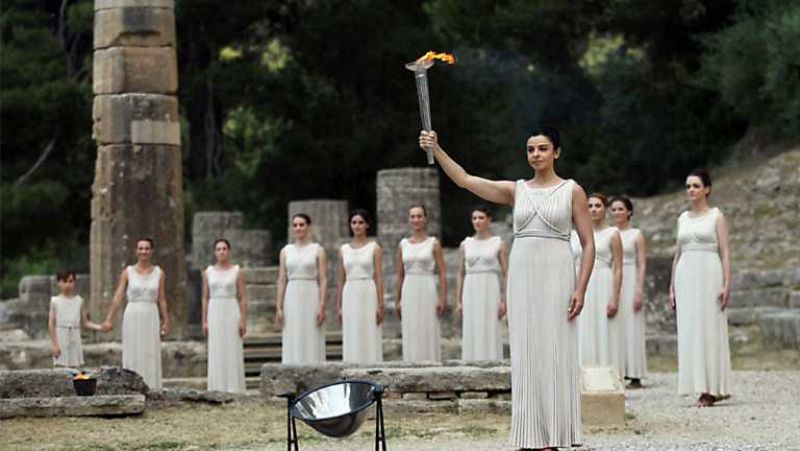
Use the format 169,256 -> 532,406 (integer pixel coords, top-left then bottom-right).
290,380 -> 379,438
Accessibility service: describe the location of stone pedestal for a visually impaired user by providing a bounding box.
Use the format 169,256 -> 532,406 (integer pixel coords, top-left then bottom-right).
580,365 -> 625,429
90,0 -> 187,339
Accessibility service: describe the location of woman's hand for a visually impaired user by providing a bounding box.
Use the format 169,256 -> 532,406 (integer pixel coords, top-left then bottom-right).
160,320 -> 169,337
395,302 -> 402,319
419,130 -> 438,151
634,290 -> 645,312
436,301 -> 447,318
337,308 -> 343,324
276,308 -> 284,328
316,307 -> 326,327
101,320 -> 113,333
718,286 -> 730,310
376,305 -> 384,325
669,290 -> 676,311
568,290 -> 584,320
239,319 -> 247,338
497,300 -> 507,320
606,302 -> 619,318
202,322 -> 209,337
52,345 -> 61,359
456,303 -> 463,318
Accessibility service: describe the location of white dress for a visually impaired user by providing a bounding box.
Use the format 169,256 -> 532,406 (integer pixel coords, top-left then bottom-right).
399,237 -> 441,362
620,228 -> 647,379
570,230 -> 582,277
460,236 -> 504,361
508,179 -> 580,449
341,242 -> 383,363
206,265 -> 246,393
579,227 -> 625,377
123,266 -> 162,389
51,295 -> 84,367
675,207 -> 732,396
282,243 -> 326,364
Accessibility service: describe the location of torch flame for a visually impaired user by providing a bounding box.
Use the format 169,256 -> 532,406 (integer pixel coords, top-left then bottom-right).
74,371 -> 92,380
418,51 -> 456,65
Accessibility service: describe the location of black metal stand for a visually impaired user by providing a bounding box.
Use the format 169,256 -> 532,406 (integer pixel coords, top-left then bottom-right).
280,392 -> 298,451
374,387 -> 387,451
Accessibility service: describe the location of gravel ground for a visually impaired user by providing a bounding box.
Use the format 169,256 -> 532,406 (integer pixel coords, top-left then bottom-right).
2,370 -> 799,450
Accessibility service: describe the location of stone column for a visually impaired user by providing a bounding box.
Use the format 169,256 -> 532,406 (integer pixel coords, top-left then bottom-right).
90,0 -> 187,339
376,168 -> 442,291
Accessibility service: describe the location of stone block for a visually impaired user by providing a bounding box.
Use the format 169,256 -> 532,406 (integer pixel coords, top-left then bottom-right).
730,287 -> 789,308
92,94 -> 180,145
18,276 -> 52,298
759,311 -> 800,348
0,394 -> 146,418
225,229 -> 273,267
94,47 -> 177,94
340,366 -> 511,393
241,267 -> 279,285
0,367 -> 148,399
646,334 -> 677,356
581,366 -> 625,429
458,391 -> 489,399
733,269 -> 786,289
246,285 -> 277,303
94,6 -> 175,49
457,398 -> 511,415
727,307 -> 787,326
428,391 -> 457,400
287,200 -> 349,250
95,0 -> 174,11
790,291 -> 800,308
401,392 -> 427,401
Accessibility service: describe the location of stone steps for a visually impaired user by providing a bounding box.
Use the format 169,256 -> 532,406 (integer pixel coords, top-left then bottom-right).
759,310 -> 800,348
0,394 -> 146,418
242,333 -> 344,378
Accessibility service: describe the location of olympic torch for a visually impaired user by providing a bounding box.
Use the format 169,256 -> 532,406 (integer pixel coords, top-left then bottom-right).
406,51 -> 456,165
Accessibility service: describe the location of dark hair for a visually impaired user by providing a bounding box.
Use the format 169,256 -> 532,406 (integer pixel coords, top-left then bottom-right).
136,236 -> 154,248
292,213 -> 312,225
471,205 -> 493,218
348,209 -> 371,227
588,192 -> 608,206
56,268 -> 76,282
529,124 -> 561,149
610,195 -> 634,218
688,168 -> 712,197
213,238 -> 231,249
408,204 -> 428,217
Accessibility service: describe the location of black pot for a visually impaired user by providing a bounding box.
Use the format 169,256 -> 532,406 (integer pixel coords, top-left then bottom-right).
73,378 -> 97,396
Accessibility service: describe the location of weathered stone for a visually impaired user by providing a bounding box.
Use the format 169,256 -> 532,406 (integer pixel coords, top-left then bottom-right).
730,287 -> 788,308
147,387 -> 248,406
287,200 -> 349,250
581,366 -> 625,429
246,285 -> 277,303
0,367 -> 148,399
91,143 -> 186,339
401,392 -> 427,401
759,311 -> 800,348
457,398 -> 510,415
190,212 -> 272,270
92,94 -> 180,145
458,391 -> 489,399
94,47 -> 177,94
646,334 -> 677,356
94,7 -> 175,48
384,399 -> 457,415
241,267 -> 279,285
790,291 -> 800,309
427,391 -> 457,400
733,269 -> 787,289
225,229 -> 273,268
727,307 -> 787,326
96,0 -> 174,10
0,394 -> 146,418
340,366 -> 511,393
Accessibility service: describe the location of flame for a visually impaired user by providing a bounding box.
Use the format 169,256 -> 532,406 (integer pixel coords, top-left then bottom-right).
74,371 -> 92,380
418,51 -> 456,65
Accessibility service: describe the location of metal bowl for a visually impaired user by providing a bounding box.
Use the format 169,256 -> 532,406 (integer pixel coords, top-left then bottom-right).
290,380 -> 379,438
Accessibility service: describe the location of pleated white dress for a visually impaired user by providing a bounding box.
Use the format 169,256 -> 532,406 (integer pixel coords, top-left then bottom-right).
675,207 -> 732,396
570,230 -> 582,277
122,266 -> 162,389
399,237 -> 441,363
508,179 -> 580,449
52,295 -> 85,367
579,227 -> 625,377
341,242 -> 383,363
461,236 -> 504,361
282,243 -> 326,364
206,265 -> 246,393
620,228 -> 647,379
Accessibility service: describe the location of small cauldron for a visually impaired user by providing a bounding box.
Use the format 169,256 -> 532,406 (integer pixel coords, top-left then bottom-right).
73,372 -> 97,396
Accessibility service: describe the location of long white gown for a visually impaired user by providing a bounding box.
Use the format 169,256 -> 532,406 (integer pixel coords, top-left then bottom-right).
399,237 -> 441,362
508,179 -> 581,449
460,236 -> 504,361
341,242 -> 383,363
620,228 -> 647,379
675,207 -> 732,396
206,264 -> 246,393
122,265 -> 162,389
51,295 -> 85,367
281,243 -> 326,364
579,227 -> 625,377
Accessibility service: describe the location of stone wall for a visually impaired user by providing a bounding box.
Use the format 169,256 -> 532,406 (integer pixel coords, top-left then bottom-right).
190,212 -> 273,270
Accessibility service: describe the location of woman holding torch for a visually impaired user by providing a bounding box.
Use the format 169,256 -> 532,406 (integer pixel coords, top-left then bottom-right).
419,126 -> 594,450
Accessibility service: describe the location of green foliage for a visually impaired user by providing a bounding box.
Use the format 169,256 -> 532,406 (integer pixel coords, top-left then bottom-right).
699,0 -> 800,137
